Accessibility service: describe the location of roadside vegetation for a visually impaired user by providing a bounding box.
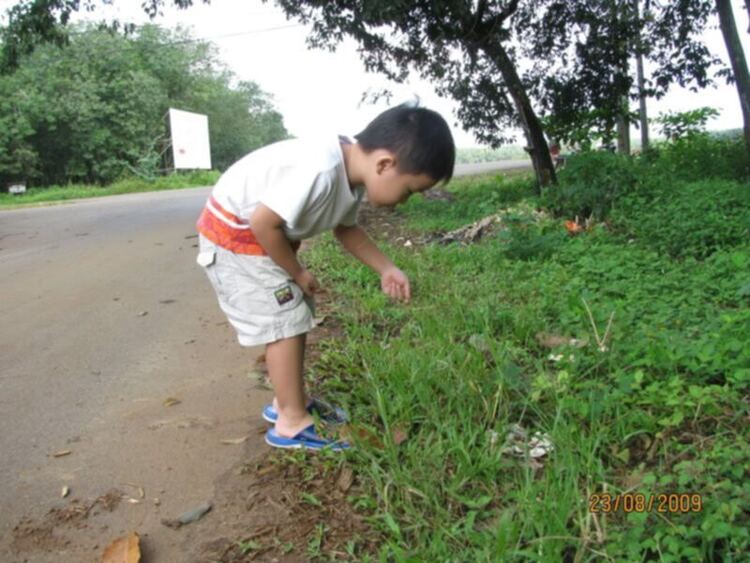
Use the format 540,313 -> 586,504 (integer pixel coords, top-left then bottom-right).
0,170 -> 219,208
0,24 -> 287,190
287,133 -> 750,561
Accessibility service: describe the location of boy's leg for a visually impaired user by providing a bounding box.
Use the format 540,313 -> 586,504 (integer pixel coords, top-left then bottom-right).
271,333 -> 312,411
266,333 -> 315,438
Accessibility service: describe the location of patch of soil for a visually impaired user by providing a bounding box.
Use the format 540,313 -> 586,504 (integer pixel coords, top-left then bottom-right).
11,489 -> 123,555
196,457 -> 379,562
356,203 -> 416,247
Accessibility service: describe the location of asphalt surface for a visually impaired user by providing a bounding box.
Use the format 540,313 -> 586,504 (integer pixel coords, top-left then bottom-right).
0,159 -> 529,560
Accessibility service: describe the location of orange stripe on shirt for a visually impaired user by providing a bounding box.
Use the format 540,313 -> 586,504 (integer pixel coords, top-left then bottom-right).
196,197 -> 300,255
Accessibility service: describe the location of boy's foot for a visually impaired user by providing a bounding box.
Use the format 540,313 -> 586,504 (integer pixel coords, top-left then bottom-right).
265,424 -> 351,451
262,398 -> 348,425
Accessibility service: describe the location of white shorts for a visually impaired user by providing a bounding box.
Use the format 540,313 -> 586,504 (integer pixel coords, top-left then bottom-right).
196,234 -> 316,346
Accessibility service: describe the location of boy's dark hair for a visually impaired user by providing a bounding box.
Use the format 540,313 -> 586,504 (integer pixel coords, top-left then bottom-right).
354,103 -> 455,184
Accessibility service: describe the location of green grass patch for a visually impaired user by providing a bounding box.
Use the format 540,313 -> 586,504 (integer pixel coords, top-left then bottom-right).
400,172 -> 536,232
302,169 -> 749,560
0,170 -> 219,208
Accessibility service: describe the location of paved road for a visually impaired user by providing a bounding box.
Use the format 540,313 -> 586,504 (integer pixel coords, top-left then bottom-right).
0,187 -> 270,561
0,160 -> 527,560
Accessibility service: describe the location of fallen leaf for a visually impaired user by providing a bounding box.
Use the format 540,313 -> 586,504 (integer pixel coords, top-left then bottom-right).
391,426 -> 409,446
61,486 -> 70,498
339,424 -> 383,449
336,467 -> 354,492
53,450 -> 72,458
220,437 -> 247,445
163,397 -> 181,407
101,532 -> 140,563
535,332 -> 570,348
137,311 -> 148,317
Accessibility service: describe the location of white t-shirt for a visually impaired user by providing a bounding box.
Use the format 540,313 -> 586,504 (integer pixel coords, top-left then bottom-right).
209,136 -> 365,241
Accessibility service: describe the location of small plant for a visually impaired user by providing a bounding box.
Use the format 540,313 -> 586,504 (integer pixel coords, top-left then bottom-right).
541,150 -> 637,220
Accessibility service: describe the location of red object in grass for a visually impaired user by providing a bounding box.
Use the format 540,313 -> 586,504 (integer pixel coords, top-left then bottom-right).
565,220 -> 584,235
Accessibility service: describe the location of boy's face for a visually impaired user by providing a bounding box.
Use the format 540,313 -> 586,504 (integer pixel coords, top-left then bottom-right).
365,153 -> 437,207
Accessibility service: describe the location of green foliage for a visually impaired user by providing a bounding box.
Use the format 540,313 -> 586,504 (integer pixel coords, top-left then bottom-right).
638,133 -> 750,184
302,168 -> 750,561
0,169 -> 219,207
400,172 -> 536,232
655,106 -> 721,140
0,24 -> 287,188
541,150 -> 637,220
614,179 -> 750,259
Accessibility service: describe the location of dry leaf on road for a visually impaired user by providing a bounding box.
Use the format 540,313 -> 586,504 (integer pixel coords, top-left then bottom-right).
101,532 -> 140,563
220,437 -> 247,445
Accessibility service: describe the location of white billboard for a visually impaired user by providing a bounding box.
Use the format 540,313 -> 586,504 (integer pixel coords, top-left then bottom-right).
168,108 -> 211,170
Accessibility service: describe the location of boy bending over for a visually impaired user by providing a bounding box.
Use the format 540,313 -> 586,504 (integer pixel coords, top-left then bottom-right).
196,103 -> 455,451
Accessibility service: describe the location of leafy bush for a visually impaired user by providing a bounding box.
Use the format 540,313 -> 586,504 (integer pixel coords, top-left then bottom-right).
654,106 -> 720,140
541,150 -> 637,221
637,134 -> 749,185
613,179 -> 750,259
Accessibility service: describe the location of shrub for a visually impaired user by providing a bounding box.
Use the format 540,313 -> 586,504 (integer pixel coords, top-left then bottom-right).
637,134 -> 749,185
541,151 -> 637,221
613,179 -> 750,259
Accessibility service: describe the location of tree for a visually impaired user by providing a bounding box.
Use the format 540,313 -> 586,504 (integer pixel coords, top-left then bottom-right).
517,0 -> 721,152
0,0 -> 210,72
270,0 -> 557,188
715,0 -> 750,155
0,24 -> 288,187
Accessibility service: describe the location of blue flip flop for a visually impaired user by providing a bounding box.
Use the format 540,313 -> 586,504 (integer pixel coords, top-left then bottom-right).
262,398 -> 348,425
265,424 -> 351,451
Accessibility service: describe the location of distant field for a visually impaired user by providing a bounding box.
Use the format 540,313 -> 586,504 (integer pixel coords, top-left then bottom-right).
456,146 -> 530,163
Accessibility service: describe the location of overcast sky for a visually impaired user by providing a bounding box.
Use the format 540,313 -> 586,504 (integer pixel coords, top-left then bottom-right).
2,0 -> 749,147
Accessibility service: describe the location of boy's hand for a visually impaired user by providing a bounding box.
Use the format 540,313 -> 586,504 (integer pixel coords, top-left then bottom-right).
294,268 -> 319,297
381,267 -> 411,303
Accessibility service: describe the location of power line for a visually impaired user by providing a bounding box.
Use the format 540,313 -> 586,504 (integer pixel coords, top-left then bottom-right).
169,23 -> 306,44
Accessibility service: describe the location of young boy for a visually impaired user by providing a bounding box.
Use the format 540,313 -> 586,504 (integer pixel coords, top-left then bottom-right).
195,103 -> 455,451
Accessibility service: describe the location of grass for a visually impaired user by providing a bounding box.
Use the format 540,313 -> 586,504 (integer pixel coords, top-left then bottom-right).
0,170 -> 219,208
298,170 -> 749,560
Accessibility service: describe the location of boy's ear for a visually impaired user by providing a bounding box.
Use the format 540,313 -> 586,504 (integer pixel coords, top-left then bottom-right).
375,151 -> 398,175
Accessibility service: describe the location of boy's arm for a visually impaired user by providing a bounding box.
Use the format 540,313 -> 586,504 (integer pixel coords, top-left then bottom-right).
333,224 -> 394,274
334,224 -> 411,302
251,204 -> 318,295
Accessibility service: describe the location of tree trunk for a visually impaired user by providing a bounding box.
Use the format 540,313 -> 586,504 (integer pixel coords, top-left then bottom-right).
634,0 -> 650,150
716,0 -> 750,155
617,104 -> 631,154
636,52 -> 649,150
615,2 -> 631,155
484,42 -> 556,188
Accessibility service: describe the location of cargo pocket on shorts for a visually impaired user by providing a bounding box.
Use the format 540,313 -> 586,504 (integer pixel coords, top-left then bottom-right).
197,249 -> 238,303
266,280 -> 305,314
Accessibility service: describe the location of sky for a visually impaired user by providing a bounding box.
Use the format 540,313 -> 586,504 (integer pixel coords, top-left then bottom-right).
2,0 -> 749,147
